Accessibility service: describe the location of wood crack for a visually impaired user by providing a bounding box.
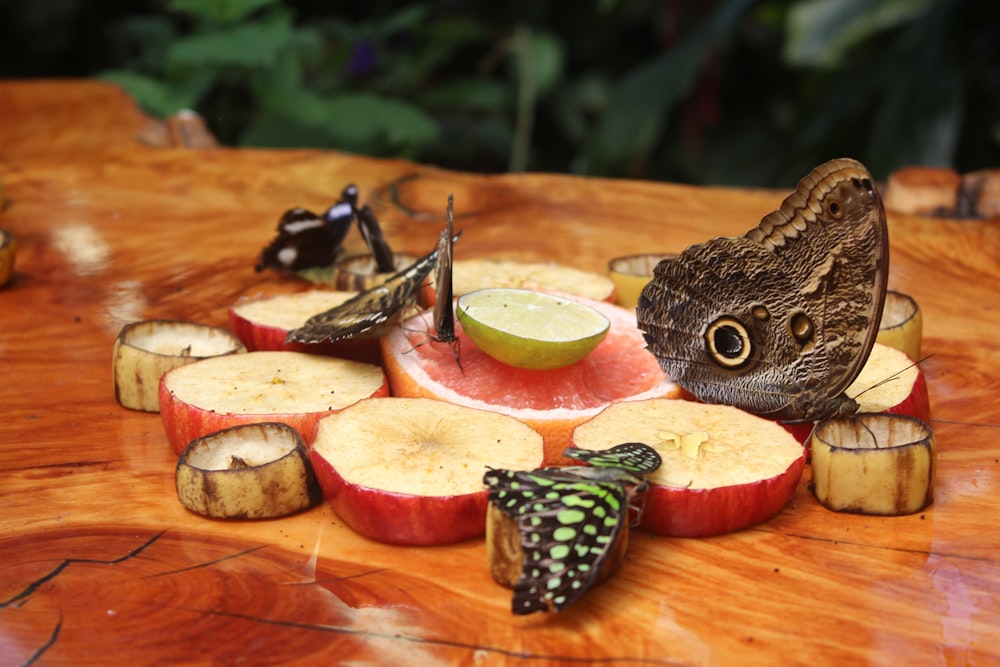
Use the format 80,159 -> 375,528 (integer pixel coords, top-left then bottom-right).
185,608 -> 691,665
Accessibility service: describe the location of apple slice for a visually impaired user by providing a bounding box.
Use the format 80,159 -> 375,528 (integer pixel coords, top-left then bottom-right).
452,259 -> 616,303
228,290 -> 382,363
309,396 -> 544,545
783,342 -> 931,444
0,228 -> 14,288
113,319 -> 245,412
571,399 -> 806,537
159,350 -> 388,455
176,422 -> 323,519
811,413 -> 935,515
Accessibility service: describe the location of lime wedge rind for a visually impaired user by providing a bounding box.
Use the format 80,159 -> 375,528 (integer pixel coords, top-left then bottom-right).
455,288 -> 610,370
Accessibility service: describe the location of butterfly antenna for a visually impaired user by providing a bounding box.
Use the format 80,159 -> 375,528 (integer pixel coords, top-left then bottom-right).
848,354 -> 934,403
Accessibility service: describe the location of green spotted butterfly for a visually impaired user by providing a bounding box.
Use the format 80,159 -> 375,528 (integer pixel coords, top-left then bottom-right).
484,442 -> 662,614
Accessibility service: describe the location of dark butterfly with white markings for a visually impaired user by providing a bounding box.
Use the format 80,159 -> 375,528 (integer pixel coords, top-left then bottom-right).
484,442 -> 661,614
254,184 -> 357,273
637,158 -> 889,423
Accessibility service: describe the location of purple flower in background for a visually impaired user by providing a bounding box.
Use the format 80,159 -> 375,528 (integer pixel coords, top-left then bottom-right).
346,38 -> 378,78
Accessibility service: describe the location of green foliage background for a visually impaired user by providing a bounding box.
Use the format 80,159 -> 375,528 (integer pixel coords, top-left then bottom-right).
7,0 -> 998,186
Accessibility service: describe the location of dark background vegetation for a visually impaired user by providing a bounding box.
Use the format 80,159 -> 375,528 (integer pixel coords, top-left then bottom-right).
2,0 -> 998,186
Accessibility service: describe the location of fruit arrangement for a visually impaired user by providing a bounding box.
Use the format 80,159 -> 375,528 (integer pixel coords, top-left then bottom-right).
111,170 -> 936,615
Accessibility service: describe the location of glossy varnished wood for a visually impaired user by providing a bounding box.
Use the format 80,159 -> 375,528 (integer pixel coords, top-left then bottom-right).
1,81 -> 999,666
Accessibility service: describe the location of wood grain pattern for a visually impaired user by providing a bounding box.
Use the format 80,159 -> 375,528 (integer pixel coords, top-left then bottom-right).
2,80 -> 999,665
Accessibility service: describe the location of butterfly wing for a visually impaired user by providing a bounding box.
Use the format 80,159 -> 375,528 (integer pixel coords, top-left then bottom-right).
637,158 -> 888,422
485,468 -> 630,614
286,249 -> 439,343
254,205 -> 352,273
432,195 -> 457,346
356,204 -> 396,273
564,442 -> 662,476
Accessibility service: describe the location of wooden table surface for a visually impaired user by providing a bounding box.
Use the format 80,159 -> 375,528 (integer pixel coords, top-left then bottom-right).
2,80 -> 998,666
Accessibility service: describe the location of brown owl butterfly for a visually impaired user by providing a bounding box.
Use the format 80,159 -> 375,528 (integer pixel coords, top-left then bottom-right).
636,158 -> 889,423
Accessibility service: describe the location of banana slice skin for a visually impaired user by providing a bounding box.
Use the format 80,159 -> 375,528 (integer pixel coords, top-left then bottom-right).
811,413 -> 935,515
113,319 -> 245,412
176,422 -> 323,519
876,290 -> 922,362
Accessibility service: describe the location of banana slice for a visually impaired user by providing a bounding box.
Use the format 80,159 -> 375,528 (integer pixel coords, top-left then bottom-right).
811,413 -> 935,515
176,422 -> 322,519
112,320 -> 245,412
607,253 -> 674,309
876,290 -> 922,362
0,229 -> 14,288
297,252 -> 418,291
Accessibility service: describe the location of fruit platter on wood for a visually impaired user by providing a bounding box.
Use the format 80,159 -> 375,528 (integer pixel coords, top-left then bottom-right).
2,80 -> 999,665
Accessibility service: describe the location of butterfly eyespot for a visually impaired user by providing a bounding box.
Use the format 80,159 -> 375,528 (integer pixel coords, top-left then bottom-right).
828,200 -> 843,219
751,305 -> 770,321
789,312 -> 815,343
705,317 -> 754,369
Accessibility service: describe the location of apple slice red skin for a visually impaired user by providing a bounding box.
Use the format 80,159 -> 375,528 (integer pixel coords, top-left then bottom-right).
227,307 -> 381,365
159,381 -> 390,456
309,450 -> 487,546
782,369 -> 931,445
639,455 -> 806,538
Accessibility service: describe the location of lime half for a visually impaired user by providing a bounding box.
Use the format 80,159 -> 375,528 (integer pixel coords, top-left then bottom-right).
455,288 -> 610,370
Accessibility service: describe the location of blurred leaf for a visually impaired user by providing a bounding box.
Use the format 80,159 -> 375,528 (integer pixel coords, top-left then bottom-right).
166,14 -> 293,69
379,4 -> 431,34
579,0 -> 757,176
168,0 -> 280,25
549,74 -> 610,146
99,70 -> 212,116
509,27 -> 565,98
419,78 -> 510,111
246,90 -> 439,155
112,16 -> 177,73
784,0 -> 933,68
864,2 -> 962,174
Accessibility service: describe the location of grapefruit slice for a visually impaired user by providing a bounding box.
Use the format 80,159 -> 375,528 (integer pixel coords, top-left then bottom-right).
381,292 -> 680,464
